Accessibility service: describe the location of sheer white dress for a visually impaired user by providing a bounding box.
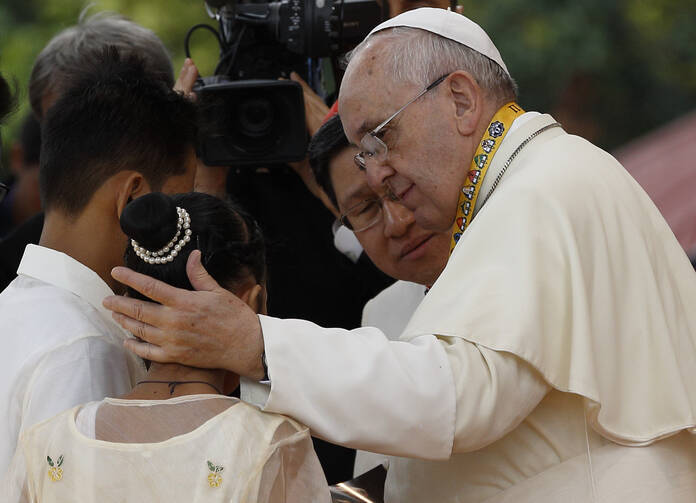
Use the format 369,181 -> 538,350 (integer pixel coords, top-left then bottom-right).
3,394 -> 330,502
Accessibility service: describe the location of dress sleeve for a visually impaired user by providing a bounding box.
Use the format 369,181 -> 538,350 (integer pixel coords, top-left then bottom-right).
249,421 -> 331,503
1,437 -> 34,503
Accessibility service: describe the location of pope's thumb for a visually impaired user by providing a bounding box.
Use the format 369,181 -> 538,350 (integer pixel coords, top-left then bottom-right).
186,250 -> 220,292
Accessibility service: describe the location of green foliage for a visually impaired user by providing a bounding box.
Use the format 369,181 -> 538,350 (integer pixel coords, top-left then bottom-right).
460,0 -> 696,149
1,0 -> 694,163
0,0 -> 220,169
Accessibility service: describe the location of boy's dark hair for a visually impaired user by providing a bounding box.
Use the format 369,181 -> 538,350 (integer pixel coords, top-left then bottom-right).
307,114 -> 349,208
39,47 -> 197,216
121,192 -> 266,299
20,114 -> 41,166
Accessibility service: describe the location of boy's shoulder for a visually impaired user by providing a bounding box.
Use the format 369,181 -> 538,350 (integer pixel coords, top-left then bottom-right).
0,275 -> 122,367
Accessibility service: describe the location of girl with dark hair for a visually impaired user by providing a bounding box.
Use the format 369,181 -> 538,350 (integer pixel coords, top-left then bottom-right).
5,192 -> 330,502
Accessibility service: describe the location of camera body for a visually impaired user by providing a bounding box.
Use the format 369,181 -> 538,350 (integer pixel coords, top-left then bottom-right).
195,0 -> 382,166
196,78 -> 307,166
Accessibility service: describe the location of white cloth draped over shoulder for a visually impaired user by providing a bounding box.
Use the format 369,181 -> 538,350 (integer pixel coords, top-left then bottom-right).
258,113 -> 696,501
402,113 -> 696,446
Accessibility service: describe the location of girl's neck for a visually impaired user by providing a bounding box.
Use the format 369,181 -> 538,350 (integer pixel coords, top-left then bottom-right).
123,363 -> 236,400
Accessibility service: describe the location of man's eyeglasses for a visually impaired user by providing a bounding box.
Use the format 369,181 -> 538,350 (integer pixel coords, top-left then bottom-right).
340,189 -> 401,232
354,74 -> 449,170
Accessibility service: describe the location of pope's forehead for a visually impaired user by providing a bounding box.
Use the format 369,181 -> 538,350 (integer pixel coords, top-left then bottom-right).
341,42 -> 389,96
339,40 -> 414,137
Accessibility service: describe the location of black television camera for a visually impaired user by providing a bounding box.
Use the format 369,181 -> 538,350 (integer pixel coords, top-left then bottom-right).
191,0 -> 382,166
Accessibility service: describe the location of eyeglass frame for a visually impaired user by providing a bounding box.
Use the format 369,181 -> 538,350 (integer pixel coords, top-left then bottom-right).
339,187 -> 401,233
353,73 -> 449,170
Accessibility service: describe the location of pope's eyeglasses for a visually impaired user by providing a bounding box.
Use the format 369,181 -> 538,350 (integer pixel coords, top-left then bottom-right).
353,74 -> 449,170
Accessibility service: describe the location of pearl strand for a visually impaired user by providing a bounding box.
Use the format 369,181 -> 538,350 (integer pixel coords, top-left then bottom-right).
131,206 -> 192,265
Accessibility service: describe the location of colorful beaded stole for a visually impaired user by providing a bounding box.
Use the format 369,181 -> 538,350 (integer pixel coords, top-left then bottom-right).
449,102 -> 524,255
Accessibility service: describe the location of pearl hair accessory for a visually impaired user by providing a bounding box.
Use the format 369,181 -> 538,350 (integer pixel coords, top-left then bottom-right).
131,206 -> 192,265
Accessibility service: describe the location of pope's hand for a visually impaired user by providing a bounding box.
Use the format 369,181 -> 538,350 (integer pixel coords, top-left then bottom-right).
102,250 -> 265,380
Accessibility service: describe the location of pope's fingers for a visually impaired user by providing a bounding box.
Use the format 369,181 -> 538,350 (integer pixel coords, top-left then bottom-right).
110,266 -> 187,307
186,250 -> 221,292
110,310 -> 169,345
105,295 -> 179,342
123,338 -> 170,363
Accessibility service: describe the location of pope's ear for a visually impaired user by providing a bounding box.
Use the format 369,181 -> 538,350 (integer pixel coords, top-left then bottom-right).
447,71 -> 483,137
115,172 -> 151,217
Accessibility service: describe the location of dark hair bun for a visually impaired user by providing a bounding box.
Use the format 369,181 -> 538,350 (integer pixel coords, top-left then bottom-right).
120,192 -> 179,251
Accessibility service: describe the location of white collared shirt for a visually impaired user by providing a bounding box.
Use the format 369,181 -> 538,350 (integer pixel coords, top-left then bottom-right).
0,245 -> 145,475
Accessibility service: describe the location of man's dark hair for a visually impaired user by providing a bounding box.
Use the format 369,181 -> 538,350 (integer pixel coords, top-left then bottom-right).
307,114 -> 349,208
39,47 -> 197,216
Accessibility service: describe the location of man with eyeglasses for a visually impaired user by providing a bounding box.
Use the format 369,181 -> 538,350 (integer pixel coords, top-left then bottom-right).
306,111 -> 451,478
106,8 -> 696,502
309,113 -> 450,290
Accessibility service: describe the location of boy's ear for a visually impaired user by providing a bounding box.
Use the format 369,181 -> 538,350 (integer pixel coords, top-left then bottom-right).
115,172 -> 150,217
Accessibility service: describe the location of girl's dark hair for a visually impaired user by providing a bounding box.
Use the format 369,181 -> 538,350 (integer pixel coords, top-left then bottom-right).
120,192 -> 266,302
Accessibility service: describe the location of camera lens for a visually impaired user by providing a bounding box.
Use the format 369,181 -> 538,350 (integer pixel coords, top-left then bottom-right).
238,98 -> 274,138
195,79 -> 307,165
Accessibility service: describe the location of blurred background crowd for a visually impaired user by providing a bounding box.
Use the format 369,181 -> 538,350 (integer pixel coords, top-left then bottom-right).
1,0 -> 695,256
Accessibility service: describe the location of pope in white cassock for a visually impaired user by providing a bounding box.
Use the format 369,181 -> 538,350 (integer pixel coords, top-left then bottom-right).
105,8 -> 696,502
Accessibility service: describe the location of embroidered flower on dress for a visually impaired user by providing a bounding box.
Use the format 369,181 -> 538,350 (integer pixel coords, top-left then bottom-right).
47,455 -> 64,482
207,460 -> 224,488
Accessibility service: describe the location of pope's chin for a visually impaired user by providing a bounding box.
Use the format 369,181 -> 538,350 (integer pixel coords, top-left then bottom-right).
395,242 -> 446,286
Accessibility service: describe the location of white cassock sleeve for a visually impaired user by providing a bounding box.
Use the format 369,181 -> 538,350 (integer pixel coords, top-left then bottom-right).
259,316 -> 549,459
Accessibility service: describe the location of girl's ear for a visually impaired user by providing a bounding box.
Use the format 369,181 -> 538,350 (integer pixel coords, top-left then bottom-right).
239,283 -> 267,315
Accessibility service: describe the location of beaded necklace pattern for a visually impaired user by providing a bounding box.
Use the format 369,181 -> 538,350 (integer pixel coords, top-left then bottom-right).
449,103 -> 524,255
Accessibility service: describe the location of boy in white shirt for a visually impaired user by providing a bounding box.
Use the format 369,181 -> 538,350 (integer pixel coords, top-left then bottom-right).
0,48 -> 197,474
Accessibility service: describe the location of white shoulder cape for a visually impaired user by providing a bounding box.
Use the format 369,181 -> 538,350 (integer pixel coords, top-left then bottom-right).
402,114 -> 696,445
